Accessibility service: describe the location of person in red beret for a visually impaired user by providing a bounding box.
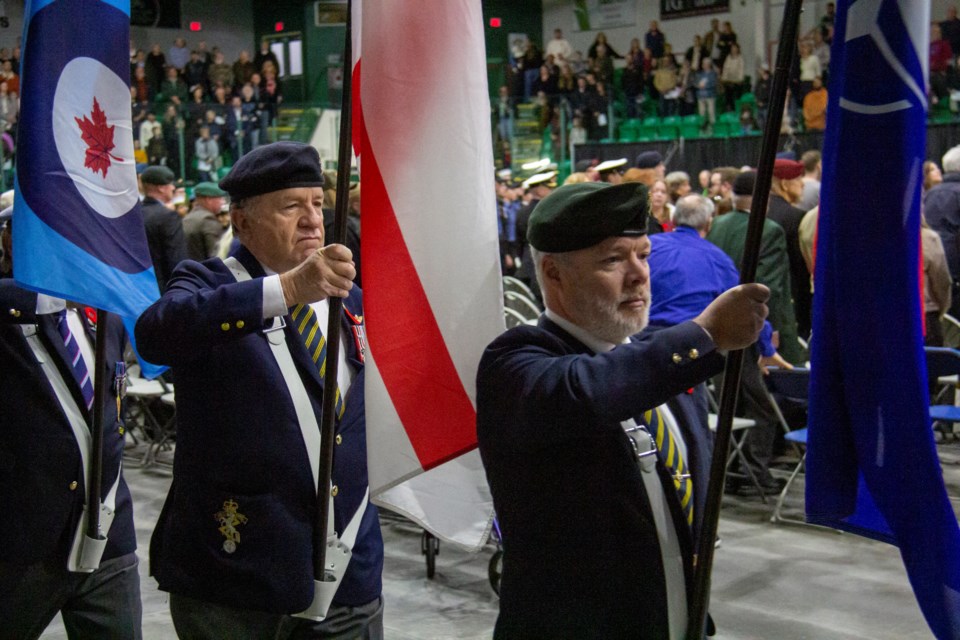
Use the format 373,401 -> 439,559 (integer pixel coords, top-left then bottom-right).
769,158 -> 813,339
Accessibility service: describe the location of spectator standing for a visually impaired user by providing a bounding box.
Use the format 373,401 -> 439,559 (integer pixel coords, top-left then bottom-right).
232,50 -> 256,91
798,150 -> 822,212
253,40 -> 280,76
157,65 -> 188,108
812,29 -> 831,84
183,50 -> 208,93
161,104 -> 184,178
0,60 -> 18,95
802,76 -> 828,131
132,65 -> 152,102
240,83 -> 263,149
720,42 -> 745,112
703,18 -> 722,58
139,112 -> 160,150
767,159 -> 813,340
168,37 -> 190,71
797,41 -> 822,103
587,32 -> 622,61
930,22 -> 953,103
753,65 -> 772,129
627,38 -> 643,68
685,34 -> 708,74
207,52 -> 234,92
621,56 -> 644,118
645,20 -> 665,59
146,124 -> 167,166
819,1 -> 836,43
591,44 -> 615,86
545,28 -> 573,63
696,58 -> 718,130
194,126 -> 220,182
942,5 -> 960,58
260,62 -> 283,133
146,43 -> 166,92
716,21 -> 738,68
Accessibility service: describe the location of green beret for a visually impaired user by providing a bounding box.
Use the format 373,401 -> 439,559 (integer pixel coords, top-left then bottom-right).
527,182 -> 649,252
194,181 -> 228,197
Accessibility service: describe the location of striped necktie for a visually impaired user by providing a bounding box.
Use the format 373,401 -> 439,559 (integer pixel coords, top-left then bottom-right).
55,309 -> 95,411
642,407 -> 694,527
290,303 -> 345,420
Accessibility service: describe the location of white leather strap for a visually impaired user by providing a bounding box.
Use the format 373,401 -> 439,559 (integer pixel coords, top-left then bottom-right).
622,411 -> 688,640
20,324 -> 120,572
224,257 -> 367,619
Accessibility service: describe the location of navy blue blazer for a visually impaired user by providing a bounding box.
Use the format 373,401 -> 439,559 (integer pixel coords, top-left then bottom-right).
0,281 -> 135,565
135,246 -> 382,615
477,316 -> 724,639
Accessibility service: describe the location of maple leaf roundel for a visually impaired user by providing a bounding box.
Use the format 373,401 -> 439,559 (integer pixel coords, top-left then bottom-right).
51,56 -> 138,219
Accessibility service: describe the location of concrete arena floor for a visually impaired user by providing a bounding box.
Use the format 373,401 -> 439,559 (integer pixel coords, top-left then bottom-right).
40,440 -> 960,639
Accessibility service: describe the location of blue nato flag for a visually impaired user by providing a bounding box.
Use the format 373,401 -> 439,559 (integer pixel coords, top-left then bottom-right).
12,0 -> 163,377
808,0 -> 960,637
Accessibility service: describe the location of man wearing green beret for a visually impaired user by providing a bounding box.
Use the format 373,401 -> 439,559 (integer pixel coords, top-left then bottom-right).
477,181 -> 770,639
182,181 -> 228,261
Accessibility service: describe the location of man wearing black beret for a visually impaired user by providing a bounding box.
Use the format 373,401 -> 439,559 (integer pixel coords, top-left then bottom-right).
477,181 -> 770,639
136,141 -> 384,638
140,164 -> 187,293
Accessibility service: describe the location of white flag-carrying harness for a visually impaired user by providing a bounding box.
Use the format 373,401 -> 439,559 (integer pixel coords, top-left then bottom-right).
225,257 -> 366,620
20,322 -> 121,573
354,0 -> 504,552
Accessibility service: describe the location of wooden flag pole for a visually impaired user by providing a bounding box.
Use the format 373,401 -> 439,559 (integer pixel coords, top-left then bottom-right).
685,0 -> 804,636
312,0 -> 354,580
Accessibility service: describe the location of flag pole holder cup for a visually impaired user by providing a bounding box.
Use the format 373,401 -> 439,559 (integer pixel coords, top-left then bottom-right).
295,533 -> 352,621
67,503 -> 115,573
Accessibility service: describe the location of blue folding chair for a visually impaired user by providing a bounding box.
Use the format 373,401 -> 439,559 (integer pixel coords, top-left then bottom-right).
925,347 -> 960,439
763,368 -> 811,524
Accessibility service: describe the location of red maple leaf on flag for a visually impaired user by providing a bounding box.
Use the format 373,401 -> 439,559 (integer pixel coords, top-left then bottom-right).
74,97 -> 122,178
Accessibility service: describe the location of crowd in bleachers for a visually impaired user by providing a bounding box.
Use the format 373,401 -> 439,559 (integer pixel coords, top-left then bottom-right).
495,5 -> 842,155
129,37 -> 283,181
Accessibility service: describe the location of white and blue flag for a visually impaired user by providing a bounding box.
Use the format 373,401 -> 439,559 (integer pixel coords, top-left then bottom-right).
13,0 -> 163,376
809,1 -> 960,637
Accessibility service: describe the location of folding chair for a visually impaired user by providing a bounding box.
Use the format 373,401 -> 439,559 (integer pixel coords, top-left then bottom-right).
504,307 -> 531,328
502,276 -> 537,303
504,291 -> 541,319
925,347 -> 960,439
123,366 -> 175,469
705,384 -> 766,501
940,314 -> 960,349
763,367 -> 811,524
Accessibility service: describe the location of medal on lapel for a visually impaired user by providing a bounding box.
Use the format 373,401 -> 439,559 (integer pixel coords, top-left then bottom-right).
343,305 -> 366,363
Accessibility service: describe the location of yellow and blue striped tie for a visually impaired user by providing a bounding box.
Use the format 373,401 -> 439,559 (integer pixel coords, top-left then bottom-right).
643,407 -> 694,527
291,303 -> 345,420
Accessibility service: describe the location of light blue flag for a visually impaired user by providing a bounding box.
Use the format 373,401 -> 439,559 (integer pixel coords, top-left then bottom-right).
13,0 -> 164,377
808,1 -> 960,637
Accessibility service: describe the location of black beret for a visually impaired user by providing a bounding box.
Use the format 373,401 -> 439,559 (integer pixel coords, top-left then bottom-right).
141,165 -> 176,185
219,141 -> 325,200
635,151 -> 663,169
733,170 -> 757,196
527,182 -> 649,252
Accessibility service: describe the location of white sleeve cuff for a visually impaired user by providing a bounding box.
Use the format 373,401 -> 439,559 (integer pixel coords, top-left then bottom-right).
262,274 -> 288,319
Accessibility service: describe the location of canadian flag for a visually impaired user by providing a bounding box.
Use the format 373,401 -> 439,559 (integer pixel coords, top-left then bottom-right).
353,0 -> 503,549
